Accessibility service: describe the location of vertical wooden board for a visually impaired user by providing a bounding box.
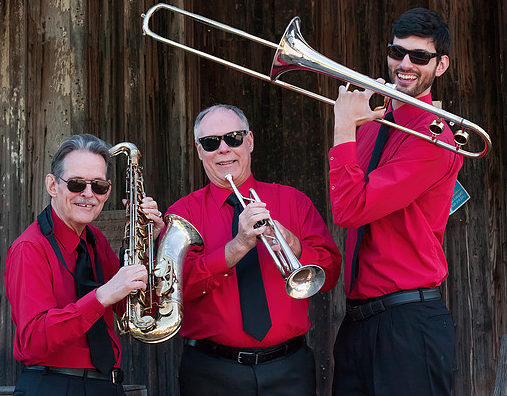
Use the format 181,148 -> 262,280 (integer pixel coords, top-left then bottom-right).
0,0 -> 28,386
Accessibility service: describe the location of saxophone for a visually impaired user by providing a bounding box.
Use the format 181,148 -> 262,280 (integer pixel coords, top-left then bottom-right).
109,142 -> 204,343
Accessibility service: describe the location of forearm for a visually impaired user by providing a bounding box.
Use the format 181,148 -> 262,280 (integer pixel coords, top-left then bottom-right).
13,291 -> 105,360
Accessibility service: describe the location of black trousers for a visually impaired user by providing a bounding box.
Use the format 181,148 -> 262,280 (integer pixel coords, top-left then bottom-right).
179,343 -> 317,396
332,299 -> 455,396
13,368 -> 125,396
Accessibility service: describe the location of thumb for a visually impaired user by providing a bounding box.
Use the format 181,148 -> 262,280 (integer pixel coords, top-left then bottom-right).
373,108 -> 388,120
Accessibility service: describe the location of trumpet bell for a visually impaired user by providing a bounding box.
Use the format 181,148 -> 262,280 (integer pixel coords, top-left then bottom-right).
286,264 -> 326,299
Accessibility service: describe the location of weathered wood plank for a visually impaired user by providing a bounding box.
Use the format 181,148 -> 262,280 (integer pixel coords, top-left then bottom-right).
0,1 -> 505,395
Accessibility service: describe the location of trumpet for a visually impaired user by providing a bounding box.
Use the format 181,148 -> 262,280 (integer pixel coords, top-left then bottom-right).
225,174 -> 325,299
141,3 -> 492,158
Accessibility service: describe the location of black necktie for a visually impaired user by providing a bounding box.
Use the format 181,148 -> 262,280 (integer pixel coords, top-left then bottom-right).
349,111 -> 394,295
75,238 -> 116,374
226,193 -> 272,341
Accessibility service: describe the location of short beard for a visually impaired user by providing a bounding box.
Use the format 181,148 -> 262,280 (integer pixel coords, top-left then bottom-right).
389,64 -> 437,98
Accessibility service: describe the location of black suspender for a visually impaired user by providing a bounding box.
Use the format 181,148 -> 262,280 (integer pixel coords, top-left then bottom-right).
37,204 -> 104,287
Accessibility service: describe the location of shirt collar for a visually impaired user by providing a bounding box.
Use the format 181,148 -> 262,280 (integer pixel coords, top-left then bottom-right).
391,92 -> 433,125
209,174 -> 256,208
51,207 -> 86,252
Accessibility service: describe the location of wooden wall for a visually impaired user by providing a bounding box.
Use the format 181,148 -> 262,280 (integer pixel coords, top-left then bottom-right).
1,1 -> 505,395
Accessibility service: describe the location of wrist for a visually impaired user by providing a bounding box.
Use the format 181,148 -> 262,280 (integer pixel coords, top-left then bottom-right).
333,122 -> 356,146
94,286 -> 111,308
225,237 -> 253,268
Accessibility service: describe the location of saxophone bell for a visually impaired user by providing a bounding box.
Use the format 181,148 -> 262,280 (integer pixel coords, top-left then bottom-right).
110,142 -> 204,343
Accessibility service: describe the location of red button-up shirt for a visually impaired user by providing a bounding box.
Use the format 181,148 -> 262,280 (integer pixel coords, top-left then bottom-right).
166,175 -> 341,347
329,93 -> 462,299
5,208 -> 122,368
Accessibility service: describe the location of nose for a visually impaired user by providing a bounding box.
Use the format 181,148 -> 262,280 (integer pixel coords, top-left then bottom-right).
398,53 -> 414,68
81,183 -> 95,197
217,138 -> 231,153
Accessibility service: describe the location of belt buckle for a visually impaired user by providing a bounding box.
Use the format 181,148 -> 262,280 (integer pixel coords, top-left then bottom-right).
111,368 -> 124,385
237,351 -> 258,365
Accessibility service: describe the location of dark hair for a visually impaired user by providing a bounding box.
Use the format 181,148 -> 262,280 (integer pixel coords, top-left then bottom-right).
392,8 -> 450,56
193,104 -> 250,141
51,134 -> 112,178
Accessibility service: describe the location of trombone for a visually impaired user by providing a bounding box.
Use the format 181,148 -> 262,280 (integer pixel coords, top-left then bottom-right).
141,3 -> 491,158
225,174 -> 326,299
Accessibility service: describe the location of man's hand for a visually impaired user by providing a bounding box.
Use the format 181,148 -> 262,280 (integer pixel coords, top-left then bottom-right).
265,220 -> 302,259
140,196 -> 166,240
225,202 -> 269,268
95,264 -> 148,307
333,79 -> 387,146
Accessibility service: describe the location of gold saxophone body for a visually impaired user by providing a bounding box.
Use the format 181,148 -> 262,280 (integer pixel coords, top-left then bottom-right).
109,142 -> 203,343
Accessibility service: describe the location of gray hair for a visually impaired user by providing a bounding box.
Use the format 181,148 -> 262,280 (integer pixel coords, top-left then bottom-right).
193,104 -> 250,141
51,134 -> 112,178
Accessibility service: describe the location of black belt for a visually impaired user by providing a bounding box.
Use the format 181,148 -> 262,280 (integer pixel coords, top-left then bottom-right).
346,287 -> 441,321
184,335 -> 306,365
25,366 -> 124,384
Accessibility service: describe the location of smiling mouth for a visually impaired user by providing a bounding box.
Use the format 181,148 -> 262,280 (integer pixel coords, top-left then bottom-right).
75,203 -> 94,208
397,72 -> 418,82
218,160 -> 236,166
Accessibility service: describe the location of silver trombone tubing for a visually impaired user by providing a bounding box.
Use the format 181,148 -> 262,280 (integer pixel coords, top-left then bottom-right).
142,3 -> 491,159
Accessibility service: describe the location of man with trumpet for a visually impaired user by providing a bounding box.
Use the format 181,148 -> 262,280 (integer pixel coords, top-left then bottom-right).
165,104 -> 341,396
328,8 -> 462,396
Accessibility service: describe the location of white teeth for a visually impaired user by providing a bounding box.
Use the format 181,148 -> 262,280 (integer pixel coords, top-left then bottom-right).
398,73 -> 417,80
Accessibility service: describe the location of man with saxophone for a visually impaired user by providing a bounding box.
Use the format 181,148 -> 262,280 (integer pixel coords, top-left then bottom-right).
328,8 -> 462,396
5,134 -> 165,396
165,104 -> 341,396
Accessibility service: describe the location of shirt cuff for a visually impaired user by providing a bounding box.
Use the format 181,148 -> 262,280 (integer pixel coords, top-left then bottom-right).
205,247 -> 232,276
76,290 -> 106,326
329,142 -> 357,169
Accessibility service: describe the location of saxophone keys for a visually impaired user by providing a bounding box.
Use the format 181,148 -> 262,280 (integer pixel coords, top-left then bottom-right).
158,296 -> 175,316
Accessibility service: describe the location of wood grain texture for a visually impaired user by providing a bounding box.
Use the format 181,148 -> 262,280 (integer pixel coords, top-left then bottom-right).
0,1 -> 505,395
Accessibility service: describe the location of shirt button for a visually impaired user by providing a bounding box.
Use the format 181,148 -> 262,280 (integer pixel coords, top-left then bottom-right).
330,156 -> 334,161
202,291 -> 206,295
331,186 -> 336,190
224,273 -> 229,277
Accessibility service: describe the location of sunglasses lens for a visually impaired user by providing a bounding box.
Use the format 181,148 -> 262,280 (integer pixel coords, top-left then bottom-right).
199,131 -> 246,152
66,178 -> 87,193
91,180 -> 110,194
223,132 -> 244,147
64,178 -> 109,194
200,137 -> 221,152
388,45 -> 434,65
408,52 -> 431,65
387,45 -> 406,60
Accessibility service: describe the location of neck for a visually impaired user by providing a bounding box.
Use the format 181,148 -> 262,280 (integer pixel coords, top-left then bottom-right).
391,89 -> 431,110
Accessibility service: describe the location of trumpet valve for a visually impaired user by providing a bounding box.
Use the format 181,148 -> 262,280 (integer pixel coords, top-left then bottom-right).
429,118 -> 445,140
454,130 -> 469,148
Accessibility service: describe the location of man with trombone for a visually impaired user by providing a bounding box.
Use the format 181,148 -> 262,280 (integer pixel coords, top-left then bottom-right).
165,104 -> 341,396
328,8 -> 462,396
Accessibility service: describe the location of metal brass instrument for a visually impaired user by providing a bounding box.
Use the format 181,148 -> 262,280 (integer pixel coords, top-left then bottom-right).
141,3 -> 492,158
110,142 -> 204,343
225,174 -> 325,299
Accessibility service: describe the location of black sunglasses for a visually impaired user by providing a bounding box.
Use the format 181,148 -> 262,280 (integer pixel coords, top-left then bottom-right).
387,44 -> 439,65
198,130 -> 247,152
58,177 -> 111,195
